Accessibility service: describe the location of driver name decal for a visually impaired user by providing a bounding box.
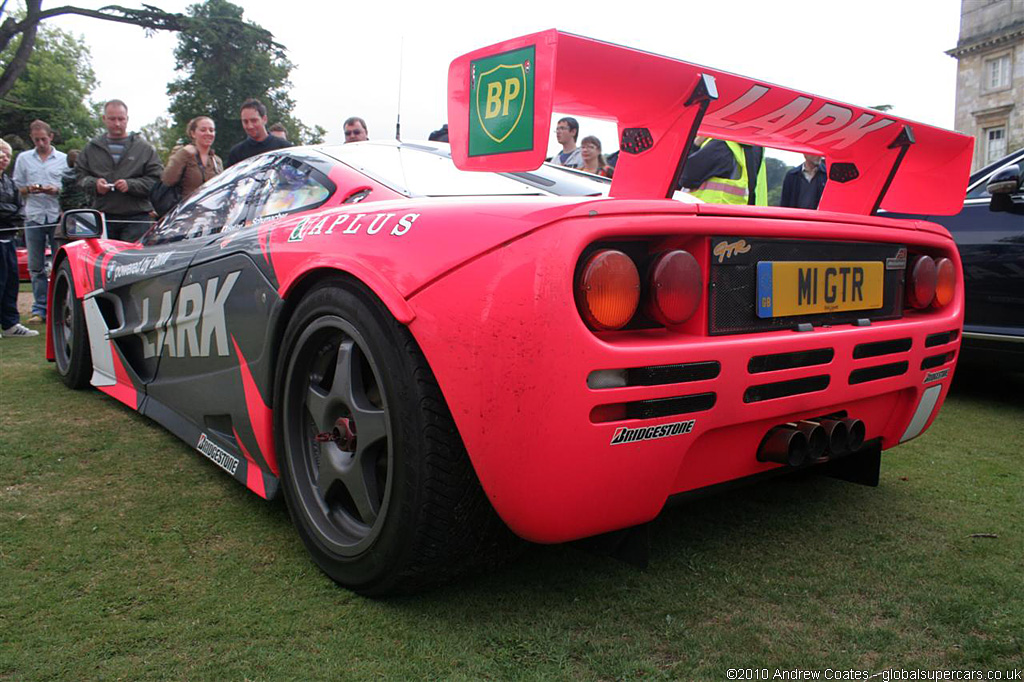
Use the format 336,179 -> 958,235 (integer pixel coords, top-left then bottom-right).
136,270 -> 240,359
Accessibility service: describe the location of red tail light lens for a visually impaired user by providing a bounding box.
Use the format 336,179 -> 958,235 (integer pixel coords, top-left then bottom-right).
645,249 -> 702,326
906,255 -> 936,309
575,250 -> 641,330
933,257 -> 955,308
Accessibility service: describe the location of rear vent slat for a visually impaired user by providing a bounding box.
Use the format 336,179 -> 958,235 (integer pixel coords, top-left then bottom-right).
921,352 -> 954,370
748,348 -> 834,373
744,375 -> 830,403
925,329 -> 959,347
625,393 -> 717,419
853,338 -> 912,359
849,361 -> 909,385
627,361 -> 720,386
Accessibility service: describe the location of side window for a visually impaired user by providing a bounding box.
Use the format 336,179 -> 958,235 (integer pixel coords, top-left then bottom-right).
146,185 -> 237,245
252,159 -> 332,220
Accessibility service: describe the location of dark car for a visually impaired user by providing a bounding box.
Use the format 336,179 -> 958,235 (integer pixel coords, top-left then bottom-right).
890,147 -> 1024,369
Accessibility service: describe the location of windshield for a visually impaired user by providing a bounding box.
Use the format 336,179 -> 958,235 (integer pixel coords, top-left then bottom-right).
319,141 -> 611,198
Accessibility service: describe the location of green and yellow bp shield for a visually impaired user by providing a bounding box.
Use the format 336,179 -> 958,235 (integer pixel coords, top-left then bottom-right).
469,46 -> 535,156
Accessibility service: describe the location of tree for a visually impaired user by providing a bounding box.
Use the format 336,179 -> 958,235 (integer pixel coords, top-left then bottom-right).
0,0 -> 275,99
0,24 -> 98,151
166,0 -> 323,153
138,116 -> 178,162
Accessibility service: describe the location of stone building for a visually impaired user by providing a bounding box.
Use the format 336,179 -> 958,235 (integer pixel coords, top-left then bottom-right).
947,0 -> 1024,170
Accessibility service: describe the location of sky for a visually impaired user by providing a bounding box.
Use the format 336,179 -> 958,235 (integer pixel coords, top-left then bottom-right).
47,0 -> 965,161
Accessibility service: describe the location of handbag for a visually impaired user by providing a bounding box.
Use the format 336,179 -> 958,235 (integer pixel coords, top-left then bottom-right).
149,179 -> 181,218
150,149 -> 205,218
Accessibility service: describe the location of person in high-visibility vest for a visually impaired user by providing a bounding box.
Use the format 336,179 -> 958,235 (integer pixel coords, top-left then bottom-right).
677,137 -> 767,206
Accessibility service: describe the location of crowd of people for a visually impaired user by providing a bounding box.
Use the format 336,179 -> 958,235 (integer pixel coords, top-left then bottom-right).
0,97 -> 827,340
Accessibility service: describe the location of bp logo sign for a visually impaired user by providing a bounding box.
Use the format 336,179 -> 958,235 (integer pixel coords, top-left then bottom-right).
469,46 -> 535,157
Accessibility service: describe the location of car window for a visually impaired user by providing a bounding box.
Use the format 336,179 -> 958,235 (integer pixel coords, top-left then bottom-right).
966,182 -> 991,200
324,143 -> 550,197
251,158 -> 332,220
144,157 -> 281,246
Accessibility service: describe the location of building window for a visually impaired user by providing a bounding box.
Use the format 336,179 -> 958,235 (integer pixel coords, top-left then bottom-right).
984,126 -> 1007,165
984,54 -> 1011,91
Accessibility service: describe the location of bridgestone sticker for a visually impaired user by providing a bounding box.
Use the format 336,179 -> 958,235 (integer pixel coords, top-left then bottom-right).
924,368 -> 950,384
196,433 -> 240,475
610,419 -> 696,445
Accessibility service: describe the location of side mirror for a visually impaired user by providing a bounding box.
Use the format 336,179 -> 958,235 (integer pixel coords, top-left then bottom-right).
986,163 -> 1021,195
987,163 -> 1023,214
57,209 -> 105,240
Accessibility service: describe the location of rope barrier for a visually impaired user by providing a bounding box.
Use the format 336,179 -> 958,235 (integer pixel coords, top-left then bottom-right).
0,218 -> 152,235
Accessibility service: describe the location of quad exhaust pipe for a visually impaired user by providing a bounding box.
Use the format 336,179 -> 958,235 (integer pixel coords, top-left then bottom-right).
758,417 -> 865,467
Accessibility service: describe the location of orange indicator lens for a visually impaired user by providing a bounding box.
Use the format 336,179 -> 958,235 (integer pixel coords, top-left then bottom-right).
575,250 -> 641,330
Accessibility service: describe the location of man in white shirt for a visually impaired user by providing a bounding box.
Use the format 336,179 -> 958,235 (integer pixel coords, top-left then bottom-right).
13,120 -> 66,324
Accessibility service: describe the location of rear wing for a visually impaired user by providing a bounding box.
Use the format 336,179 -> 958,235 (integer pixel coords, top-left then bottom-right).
447,29 -> 973,216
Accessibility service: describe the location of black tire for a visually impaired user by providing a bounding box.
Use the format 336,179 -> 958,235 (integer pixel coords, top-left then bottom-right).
275,278 -> 515,595
51,260 -> 92,390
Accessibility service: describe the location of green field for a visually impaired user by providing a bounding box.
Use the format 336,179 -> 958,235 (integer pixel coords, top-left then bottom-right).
2,333 -> 1021,680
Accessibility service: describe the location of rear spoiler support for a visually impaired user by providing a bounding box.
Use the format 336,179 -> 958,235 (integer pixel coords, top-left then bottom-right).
665,74 -> 719,199
870,125 -> 916,216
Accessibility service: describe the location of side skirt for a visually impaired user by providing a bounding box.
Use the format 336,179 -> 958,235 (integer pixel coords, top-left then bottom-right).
142,396 -> 281,500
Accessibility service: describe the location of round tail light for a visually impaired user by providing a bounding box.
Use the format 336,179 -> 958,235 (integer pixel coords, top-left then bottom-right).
933,257 -> 955,308
645,249 -> 702,326
575,250 -> 640,330
906,255 -> 936,309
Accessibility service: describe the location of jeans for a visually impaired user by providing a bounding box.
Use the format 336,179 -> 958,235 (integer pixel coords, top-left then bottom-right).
0,240 -> 19,328
25,219 -> 55,318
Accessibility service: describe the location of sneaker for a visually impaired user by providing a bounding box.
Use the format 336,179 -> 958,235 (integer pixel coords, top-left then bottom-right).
1,323 -> 40,338
27,314 -> 44,325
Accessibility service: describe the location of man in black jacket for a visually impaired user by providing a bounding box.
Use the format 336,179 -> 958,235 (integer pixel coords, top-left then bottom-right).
76,99 -> 163,242
780,154 -> 827,209
227,98 -> 291,166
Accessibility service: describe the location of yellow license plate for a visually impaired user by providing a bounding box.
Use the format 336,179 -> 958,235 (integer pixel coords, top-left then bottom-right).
756,261 -> 884,318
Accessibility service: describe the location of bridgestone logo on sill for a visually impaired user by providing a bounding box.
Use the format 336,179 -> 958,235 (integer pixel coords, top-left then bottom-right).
610,419 -> 696,445
197,433 -> 240,475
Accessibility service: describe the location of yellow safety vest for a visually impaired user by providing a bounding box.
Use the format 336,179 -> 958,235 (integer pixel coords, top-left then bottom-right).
690,139 -> 768,206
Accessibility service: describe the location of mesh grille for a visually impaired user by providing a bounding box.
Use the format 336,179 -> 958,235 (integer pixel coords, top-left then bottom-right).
709,238 -> 906,335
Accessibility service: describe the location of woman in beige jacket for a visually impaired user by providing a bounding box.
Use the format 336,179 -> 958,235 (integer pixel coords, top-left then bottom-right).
161,116 -> 223,202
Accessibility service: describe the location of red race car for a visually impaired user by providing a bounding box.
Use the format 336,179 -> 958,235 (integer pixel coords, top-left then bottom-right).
15,243 -> 51,281
47,30 -> 972,595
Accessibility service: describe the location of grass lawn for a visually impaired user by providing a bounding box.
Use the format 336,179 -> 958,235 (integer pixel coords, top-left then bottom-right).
1,331 -> 1021,680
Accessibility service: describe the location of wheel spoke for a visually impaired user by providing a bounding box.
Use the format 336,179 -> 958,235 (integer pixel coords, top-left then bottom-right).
306,383 -> 333,432
338,455 -> 380,525
316,444 -> 347,499
330,338 -> 359,408
353,403 -> 387,453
